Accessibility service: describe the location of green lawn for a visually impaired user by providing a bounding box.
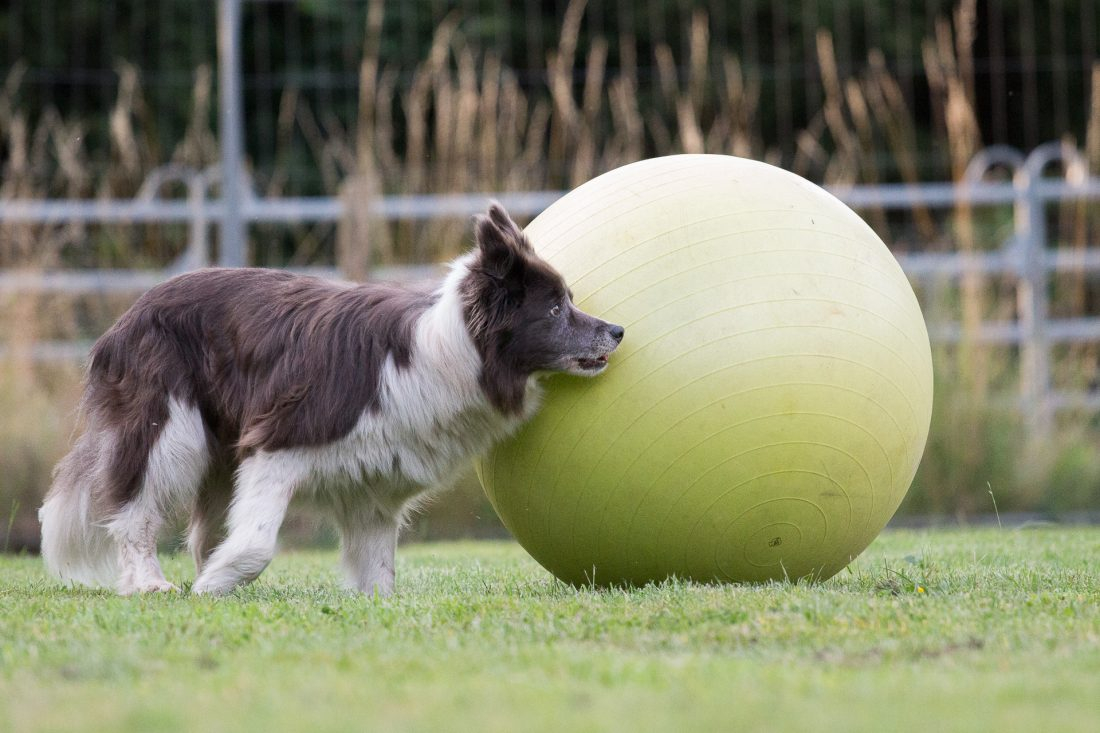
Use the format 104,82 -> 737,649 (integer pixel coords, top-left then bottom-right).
1,528 -> 1099,733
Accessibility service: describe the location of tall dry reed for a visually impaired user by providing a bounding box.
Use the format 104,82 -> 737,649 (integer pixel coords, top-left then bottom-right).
3,0 -> 1100,533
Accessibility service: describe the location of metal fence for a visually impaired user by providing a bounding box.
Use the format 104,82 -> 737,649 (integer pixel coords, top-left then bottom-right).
3,0 -> 1100,440
2,142 -> 1100,439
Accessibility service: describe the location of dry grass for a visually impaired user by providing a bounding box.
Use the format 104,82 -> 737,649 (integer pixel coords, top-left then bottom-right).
3,0 -> 1098,264
2,0 -> 1100,539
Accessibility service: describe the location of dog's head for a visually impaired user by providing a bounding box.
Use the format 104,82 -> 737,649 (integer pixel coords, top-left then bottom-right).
461,203 -> 624,414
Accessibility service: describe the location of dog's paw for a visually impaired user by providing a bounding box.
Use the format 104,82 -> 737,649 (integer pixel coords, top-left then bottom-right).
189,579 -> 225,596
191,574 -> 244,596
119,579 -> 180,595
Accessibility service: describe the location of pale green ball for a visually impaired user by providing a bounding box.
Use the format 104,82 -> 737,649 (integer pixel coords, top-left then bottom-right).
477,155 -> 933,586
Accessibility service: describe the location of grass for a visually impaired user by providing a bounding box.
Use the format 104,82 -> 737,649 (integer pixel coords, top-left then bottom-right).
1,528 -> 1099,732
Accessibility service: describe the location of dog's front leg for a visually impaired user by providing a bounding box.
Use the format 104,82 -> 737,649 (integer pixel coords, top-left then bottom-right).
337,503 -> 399,598
192,452 -> 304,596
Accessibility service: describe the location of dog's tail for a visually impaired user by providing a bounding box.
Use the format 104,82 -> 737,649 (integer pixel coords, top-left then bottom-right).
38,430 -> 117,588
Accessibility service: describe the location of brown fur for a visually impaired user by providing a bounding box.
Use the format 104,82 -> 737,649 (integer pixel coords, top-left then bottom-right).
84,268 -> 438,508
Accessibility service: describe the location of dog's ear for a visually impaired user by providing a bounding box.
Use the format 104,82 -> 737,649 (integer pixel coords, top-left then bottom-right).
487,202 -> 533,251
475,202 -> 533,280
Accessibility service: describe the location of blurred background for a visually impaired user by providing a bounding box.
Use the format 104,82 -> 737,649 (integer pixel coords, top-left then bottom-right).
1,0 -> 1099,551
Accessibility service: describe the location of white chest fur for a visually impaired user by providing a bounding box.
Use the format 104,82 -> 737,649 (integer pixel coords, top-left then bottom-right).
289,263 -> 540,509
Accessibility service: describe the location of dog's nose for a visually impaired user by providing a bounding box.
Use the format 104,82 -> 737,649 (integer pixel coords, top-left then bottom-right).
609,324 -> 625,342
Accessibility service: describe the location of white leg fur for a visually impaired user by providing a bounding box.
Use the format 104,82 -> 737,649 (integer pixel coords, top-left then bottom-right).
192,451 -> 306,595
107,398 -> 209,594
337,503 -> 400,597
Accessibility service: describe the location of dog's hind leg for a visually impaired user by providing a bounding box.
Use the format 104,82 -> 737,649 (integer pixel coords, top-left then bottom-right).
192,451 -> 306,595
107,398 -> 210,594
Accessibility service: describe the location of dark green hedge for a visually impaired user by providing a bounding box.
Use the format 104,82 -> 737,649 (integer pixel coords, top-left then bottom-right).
1,0 -> 1094,192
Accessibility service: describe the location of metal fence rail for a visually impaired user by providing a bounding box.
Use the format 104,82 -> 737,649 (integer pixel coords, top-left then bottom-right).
3,142 -> 1100,437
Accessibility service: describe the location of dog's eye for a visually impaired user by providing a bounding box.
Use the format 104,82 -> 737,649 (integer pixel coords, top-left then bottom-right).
549,304 -> 561,317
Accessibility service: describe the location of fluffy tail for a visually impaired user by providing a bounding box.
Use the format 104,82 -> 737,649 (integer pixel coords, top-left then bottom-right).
38,433 -> 117,588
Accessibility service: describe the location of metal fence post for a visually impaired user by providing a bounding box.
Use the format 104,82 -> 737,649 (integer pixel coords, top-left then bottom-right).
184,172 -> 210,270
1014,146 -> 1058,439
135,165 -> 210,271
217,0 -> 247,266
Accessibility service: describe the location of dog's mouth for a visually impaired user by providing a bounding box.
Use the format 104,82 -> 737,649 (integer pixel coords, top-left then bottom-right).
572,353 -> 610,374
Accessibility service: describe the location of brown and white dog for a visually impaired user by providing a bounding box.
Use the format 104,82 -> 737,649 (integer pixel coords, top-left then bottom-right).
38,204 -> 623,596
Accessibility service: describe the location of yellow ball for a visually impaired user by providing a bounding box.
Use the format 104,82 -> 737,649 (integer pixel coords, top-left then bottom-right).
477,155 -> 933,586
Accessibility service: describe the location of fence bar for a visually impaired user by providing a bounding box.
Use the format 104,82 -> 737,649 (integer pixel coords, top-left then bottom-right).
1043,318 -> 1100,342
927,322 -> 1022,344
0,200 -> 202,222
0,263 -> 441,296
6,178 -> 1100,227
926,317 -> 1100,345
831,182 -> 1017,208
1045,249 -> 1100,271
3,145 -> 1100,426
1049,392 -> 1100,411
369,191 -> 565,219
0,269 -> 166,294
217,0 -> 247,266
896,252 -> 1014,277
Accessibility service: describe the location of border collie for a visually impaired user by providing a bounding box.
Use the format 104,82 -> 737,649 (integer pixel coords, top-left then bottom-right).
38,203 -> 623,596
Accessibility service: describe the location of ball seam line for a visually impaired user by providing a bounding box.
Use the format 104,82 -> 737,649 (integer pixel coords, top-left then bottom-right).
591,385 -> 896,558
684,492 -> 830,579
624,443 -> 863,573
612,411 -> 897,573
534,169 -> 726,258
545,342 -> 920,566
619,437 -> 871,566
591,242 -> 920,320
564,222 -> 908,300
616,294 -> 932,387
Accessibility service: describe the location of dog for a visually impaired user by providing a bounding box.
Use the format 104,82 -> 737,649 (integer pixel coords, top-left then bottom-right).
38,203 -> 623,596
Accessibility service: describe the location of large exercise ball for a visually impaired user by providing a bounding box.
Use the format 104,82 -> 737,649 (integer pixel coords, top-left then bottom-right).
476,154 -> 933,586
